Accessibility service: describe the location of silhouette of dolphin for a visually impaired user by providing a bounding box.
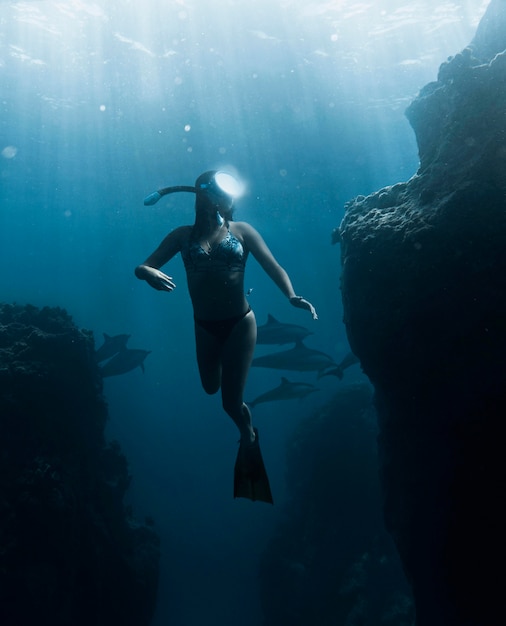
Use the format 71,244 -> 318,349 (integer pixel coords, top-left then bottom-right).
247,377 -> 319,408
95,333 -> 130,363
252,340 -> 337,374
99,348 -> 151,377
256,314 -> 313,345
318,352 -> 360,380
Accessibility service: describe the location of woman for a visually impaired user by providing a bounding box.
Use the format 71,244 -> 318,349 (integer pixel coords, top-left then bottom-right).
135,170 -> 317,503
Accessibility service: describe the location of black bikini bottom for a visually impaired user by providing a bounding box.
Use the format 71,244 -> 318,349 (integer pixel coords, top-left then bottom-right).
195,307 -> 252,345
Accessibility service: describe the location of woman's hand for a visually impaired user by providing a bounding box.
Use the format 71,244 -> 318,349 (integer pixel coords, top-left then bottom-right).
135,265 -> 175,292
290,296 -> 318,320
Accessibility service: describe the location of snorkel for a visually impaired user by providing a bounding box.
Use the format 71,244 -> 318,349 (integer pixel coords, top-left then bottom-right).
143,170 -> 244,207
144,185 -> 196,206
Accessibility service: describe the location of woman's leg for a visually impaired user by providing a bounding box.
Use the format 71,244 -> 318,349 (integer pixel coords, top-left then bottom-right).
194,322 -> 223,395
220,310 -> 257,442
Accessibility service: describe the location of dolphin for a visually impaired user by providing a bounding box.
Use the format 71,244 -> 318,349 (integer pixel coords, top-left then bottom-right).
318,352 -> 360,380
99,348 -> 151,377
247,377 -> 319,408
95,333 -> 130,363
256,314 -> 313,345
252,340 -> 337,374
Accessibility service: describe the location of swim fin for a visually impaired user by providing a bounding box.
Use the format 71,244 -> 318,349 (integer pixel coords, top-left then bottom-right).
234,427 -> 274,504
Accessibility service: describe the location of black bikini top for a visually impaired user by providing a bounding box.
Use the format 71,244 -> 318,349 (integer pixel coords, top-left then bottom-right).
181,227 -> 246,273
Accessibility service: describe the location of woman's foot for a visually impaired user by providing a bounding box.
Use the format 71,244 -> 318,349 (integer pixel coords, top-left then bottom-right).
239,403 -> 256,445
234,427 -> 273,504
240,425 -> 256,446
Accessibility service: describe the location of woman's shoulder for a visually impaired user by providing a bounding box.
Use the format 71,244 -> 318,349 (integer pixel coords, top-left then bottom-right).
171,224 -> 192,241
158,225 -> 192,251
230,221 -> 258,237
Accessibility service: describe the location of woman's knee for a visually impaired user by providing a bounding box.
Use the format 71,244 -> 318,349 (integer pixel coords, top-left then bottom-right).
199,369 -> 221,395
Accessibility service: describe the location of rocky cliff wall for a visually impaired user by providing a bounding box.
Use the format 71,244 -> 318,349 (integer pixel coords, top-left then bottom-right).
338,1 -> 506,624
0,303 -> 160,626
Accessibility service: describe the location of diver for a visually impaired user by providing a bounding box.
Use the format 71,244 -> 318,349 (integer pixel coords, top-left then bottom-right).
135,170 -> 318,504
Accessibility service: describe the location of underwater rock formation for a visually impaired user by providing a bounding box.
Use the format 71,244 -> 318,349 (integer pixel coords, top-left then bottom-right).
259,385 -> 413,626
337,1 -> 506,624
0,303 -> 160,626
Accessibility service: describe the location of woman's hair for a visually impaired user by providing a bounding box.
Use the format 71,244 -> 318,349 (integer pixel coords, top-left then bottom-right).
194,196 -> 234,226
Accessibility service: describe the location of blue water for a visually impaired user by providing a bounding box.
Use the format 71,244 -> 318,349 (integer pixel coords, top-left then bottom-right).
0,1 -> 486,624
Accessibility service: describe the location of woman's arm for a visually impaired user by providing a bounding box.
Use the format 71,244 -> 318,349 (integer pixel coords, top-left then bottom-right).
135,226 -> 189,292
238,222 -> 318,319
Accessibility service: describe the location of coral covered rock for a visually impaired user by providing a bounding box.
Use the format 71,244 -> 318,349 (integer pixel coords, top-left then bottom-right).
338,1 -> 506,624
0,303 -> 160,626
